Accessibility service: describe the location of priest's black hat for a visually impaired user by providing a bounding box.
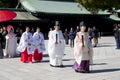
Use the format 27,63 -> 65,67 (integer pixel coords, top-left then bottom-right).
55,21 -> 60,26
79,21 -> 86,27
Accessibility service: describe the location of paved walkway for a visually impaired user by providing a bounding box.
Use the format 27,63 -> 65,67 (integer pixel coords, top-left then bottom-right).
0,36 -> 120,80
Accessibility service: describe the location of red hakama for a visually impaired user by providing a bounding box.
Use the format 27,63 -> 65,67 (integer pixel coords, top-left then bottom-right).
20,48 -> 33,63
33,49 -> 43,62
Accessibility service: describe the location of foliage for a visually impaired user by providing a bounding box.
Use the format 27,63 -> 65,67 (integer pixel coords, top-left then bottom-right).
0,0 -> 18,8
76,0 -> 120,14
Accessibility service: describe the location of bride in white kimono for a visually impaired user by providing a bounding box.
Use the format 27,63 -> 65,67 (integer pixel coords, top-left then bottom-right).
48,22 -> 65,67
5,25 -> 17,58
72,23 -> 93,73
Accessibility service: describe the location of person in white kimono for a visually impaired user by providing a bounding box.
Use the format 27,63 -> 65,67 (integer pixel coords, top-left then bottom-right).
5,25 -> 17,58
48,28 -> 53,38
17,26 -> 34,63
33,27 -> 45,62
48,21 -> 65,67
72,22 -> 93,73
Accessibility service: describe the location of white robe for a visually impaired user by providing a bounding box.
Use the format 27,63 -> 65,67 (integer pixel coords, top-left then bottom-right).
48,31 -> 52,38
33,32 -> 45,53
17,32 -> 34,54
5,33 -> 17,57
48,30 -> 65,66
74,32 -> 93,65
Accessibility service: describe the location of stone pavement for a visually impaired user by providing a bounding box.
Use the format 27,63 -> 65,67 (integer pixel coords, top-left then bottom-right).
0,36 -> 120,80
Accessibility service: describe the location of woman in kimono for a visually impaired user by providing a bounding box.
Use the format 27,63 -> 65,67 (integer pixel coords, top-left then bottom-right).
73,22 -> 93,73
17,26 -> 34,63
48,21 -> 65,67
33,27 -> 45,62
5,25 -> 17,58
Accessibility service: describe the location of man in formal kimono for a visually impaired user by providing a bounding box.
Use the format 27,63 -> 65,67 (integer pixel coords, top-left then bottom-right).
73,21 -> 93,73
33,27 -> 45,62
17,26 -> 34,63
48,21 -> 65,67
63,29 -> 69,45
5,25 -> 17,58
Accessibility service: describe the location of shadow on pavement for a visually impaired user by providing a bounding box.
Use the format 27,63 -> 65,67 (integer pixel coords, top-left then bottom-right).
95,45 -> 115,48
64,65 -> 73,67
63,59 -> 74,61
91,68 -> 120,73
96,43 -> 115,48
91,63 -> 107,66
43,54 -> 49,57
32,60 -> 49,63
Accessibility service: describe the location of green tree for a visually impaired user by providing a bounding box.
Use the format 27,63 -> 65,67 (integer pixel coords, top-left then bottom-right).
0,0 -> 18,8
76,0 -> 120,14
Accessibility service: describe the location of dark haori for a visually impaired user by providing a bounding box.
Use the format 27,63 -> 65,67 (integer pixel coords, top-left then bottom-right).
69,27 -> 74,48
113,24 -> 120,49
0,33 -> 4,59
63,29 -> 69,45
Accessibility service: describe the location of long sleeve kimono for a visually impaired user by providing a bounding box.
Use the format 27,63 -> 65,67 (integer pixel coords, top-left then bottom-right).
5,33 -> 17,58
33,32 -> 45,61
48,30 -> 65,66
73,32 -> 93,73
17,32 -> 34,63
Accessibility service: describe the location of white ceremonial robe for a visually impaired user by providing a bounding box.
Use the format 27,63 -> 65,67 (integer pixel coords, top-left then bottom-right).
48,31 -> 52,38
33,32 -> 45,53
48,30 -> 65,66
5,33 -> 17,57
17,32 -> 34,54
74,32 -> 93,65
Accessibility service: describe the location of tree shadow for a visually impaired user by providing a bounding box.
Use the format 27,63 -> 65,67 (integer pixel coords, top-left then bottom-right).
91,68 -> 120,73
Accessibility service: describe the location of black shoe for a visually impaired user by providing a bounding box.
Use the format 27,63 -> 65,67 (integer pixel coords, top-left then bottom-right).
50,64 -> 57,67
59,65 -> 64,68
85,71 -> 90,73
94,46 -> 97,47
50,64 -> 54,67
80,71 -> 86,73
75,70 -> 85,73
116,48 -> 120,49
75,70 -> 79,72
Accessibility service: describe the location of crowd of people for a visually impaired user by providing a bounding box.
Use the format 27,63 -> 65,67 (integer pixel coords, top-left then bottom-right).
0,25 -> 45,63
63,24 -> 99,48
0,21 -> 100,73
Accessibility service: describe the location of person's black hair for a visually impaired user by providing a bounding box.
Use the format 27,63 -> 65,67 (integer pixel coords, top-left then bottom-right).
26,26 -> 30,29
